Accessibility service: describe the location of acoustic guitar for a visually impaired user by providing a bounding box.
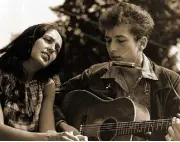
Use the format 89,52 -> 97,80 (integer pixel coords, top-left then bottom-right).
61,90 -> 171,141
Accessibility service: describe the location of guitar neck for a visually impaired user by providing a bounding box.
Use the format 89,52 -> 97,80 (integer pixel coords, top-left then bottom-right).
117,119 -> 171,135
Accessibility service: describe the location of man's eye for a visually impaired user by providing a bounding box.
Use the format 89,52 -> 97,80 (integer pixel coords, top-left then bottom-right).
117,39 -> 125,43
105,38 -> 111,43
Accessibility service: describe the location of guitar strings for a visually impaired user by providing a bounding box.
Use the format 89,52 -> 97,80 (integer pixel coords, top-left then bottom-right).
81,123 -> 169,130
80,119 -> 170,127
81,123 -> 169,129
82,125 -> 169,131
79,119 -> 171,133
80,126 -> 169,134
80,124 -> 169,133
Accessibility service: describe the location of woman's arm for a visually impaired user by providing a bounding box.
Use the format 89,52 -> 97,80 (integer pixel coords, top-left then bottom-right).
39,78 -> 56,133
0,101 -> 47,140
0,101 -> 81,141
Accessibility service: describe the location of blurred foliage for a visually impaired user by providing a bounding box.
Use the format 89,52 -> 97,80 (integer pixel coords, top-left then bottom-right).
162,38 -> 180,73
51,0 -> 180,82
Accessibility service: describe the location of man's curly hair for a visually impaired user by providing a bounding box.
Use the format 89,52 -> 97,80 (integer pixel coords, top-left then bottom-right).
99,2 -> 154,40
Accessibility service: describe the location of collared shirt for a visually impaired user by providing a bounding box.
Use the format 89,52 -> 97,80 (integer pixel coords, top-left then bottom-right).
93,54 -> 158,111
86,55 -> 160,140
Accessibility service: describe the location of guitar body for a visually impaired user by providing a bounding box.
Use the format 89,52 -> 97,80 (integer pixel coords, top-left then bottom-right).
62,90 -> 150,141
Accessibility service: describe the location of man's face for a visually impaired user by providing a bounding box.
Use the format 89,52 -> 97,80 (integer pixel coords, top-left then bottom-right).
105,24 -> 141,63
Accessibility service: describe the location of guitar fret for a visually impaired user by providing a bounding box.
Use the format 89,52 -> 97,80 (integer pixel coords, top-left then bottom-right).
118,119 -> 171,135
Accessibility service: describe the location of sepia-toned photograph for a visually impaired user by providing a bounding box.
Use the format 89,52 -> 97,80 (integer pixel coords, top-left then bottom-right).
0,0 -> 180,140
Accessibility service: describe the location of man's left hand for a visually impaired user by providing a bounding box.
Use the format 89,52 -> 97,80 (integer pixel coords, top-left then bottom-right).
165,117 -> 180,141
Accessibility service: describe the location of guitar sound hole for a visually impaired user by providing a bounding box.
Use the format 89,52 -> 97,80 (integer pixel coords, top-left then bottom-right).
98,117 -> 117,141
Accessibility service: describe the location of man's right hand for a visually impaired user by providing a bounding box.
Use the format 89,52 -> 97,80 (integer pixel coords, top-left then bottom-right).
45,131 -> 88,141
56,122 -> 88,141
58,121 -> 81,135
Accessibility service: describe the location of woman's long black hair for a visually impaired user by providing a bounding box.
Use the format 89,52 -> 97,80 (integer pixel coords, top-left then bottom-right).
0,23 -> 66,102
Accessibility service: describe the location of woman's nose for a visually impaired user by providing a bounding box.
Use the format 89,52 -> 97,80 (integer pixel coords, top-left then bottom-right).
47,46 -> 55,53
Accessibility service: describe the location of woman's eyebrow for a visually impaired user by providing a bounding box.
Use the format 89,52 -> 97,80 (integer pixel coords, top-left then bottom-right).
44,34 -> 62,47
44,34 -> 55,40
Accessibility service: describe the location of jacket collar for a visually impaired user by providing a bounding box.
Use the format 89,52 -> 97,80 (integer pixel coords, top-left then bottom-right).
141,54 -> 158,80
150,61 -> 172,93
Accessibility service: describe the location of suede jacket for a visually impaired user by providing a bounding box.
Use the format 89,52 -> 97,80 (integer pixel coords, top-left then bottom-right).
55,60 -> 180,140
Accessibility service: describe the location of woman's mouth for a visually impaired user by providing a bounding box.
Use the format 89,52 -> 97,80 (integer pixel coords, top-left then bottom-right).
41,52 -> 50,61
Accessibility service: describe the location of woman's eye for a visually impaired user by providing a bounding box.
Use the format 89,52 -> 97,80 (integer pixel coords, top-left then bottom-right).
44,37 -> 52,43
55,44 -> 61,53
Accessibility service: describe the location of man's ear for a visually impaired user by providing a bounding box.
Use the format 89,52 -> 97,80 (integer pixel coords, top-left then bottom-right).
138,36 -> 148,51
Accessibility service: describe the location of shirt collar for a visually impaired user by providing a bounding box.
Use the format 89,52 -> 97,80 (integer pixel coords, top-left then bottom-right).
101,54 -> 158,81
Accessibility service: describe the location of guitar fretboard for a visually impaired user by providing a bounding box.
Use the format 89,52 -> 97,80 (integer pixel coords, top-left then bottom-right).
117,119 -> 171,135
80,119 -> 171,136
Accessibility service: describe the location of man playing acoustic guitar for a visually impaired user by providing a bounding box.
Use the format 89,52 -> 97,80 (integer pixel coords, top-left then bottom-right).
55,2 -> 180,141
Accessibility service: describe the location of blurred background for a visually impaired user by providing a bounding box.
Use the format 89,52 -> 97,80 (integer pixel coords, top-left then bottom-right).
1,0 -> 180,83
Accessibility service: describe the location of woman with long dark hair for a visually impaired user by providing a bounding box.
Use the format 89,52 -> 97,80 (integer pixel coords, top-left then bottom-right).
0,23 -> 86,140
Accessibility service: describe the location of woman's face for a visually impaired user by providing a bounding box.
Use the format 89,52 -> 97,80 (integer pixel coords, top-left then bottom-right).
31,29 -> 63,68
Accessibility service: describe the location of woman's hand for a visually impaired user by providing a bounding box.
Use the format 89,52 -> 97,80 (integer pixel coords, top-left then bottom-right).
165,117 -> 180,141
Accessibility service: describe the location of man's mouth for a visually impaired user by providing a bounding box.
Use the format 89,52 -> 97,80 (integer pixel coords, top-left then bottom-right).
111,56 -> 122,60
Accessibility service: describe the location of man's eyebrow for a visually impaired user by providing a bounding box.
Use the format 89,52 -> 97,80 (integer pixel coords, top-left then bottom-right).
114,35 -> 126,38
105,35 -> 126,39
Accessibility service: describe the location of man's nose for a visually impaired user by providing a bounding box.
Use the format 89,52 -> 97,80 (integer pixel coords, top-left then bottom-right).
108,41 -> 116,52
